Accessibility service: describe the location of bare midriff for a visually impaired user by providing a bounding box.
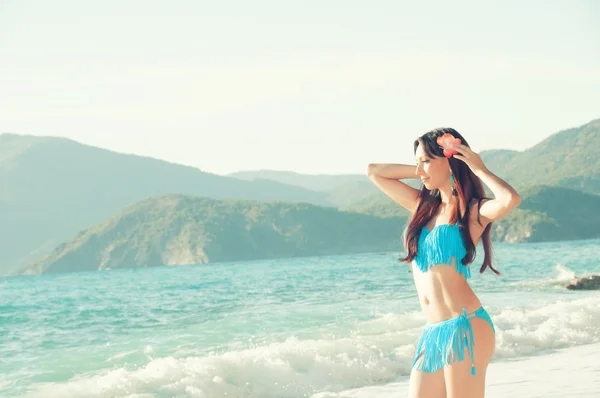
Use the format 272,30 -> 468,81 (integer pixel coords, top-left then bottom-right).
411,256 -> 482,323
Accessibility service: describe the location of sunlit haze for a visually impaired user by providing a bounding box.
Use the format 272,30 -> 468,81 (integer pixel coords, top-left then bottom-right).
1,0 -> 598,175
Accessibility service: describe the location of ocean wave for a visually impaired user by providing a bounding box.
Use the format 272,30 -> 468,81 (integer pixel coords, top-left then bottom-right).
18,294 -> 600,398
20,332 -> 417,398
493,294 -> 600,358
508,264 -> 594,290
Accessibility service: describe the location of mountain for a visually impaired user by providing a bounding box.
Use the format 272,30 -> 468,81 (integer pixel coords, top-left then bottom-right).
485,185 -> 600,243
478,148 -> 520,166
232,118 -> 600,207
228,170 -> 368,192
229,170 -> 383,207
480,118 -> 600,194
229,170 -> 422,208
341,193 -> 412,218
23,195 -> 407,275
0,133 -> 334,276
22,184 -> 600,276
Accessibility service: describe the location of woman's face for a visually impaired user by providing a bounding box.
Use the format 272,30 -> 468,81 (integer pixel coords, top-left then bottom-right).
414,143 -> 451,190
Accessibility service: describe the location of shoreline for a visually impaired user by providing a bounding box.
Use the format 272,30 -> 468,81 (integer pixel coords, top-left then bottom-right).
319,342 -> 600,398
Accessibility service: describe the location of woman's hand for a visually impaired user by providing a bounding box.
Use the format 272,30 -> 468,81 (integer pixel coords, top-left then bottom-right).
451,144 -> 489,176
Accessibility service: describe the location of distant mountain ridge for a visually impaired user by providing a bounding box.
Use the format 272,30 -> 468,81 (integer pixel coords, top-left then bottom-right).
228,170 -> 367,192
228,170 -> 389,208
0,133 -> 333,276
228,169 -> 422,207
230,118 -> 600,202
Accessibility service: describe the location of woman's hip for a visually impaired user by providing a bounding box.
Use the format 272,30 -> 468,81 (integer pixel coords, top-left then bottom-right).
412,306 -> 496,375
424,306 -> 495,333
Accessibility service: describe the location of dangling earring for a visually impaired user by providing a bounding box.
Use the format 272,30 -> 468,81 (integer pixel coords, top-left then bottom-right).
450,173 -> 457,195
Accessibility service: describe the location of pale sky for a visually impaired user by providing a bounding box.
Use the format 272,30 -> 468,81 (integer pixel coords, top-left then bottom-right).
1,0 -> 598,175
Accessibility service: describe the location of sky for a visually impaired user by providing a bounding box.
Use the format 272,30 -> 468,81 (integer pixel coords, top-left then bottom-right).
1,0 -> 599,176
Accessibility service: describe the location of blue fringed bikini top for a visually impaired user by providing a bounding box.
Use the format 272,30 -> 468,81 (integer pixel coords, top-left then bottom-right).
404,222 -> 471,279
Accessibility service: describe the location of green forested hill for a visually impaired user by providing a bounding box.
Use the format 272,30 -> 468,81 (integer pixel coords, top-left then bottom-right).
480,118 -> 600,194
347,184 -> 600,244
508,185 -> 600,241
23,184 -> 600,275
23,195 -> 407,275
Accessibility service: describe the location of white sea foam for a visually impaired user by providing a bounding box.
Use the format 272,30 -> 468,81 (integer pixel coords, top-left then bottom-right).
493,294 -> 600,357
20,331 -> 418,398
554,264 -> 577,281
509,264 -> 594,290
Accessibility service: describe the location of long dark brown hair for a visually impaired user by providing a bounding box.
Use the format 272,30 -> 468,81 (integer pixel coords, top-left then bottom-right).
397,127 -> 500,275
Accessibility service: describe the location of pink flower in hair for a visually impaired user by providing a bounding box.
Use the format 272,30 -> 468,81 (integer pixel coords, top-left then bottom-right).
437,133 -> 462,158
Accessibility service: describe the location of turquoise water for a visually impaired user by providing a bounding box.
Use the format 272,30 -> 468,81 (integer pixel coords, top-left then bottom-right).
2,238 -> 600,397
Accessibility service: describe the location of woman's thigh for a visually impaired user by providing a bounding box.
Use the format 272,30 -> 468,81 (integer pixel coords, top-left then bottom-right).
443,317 -> 496,398
409,366 -> 446,398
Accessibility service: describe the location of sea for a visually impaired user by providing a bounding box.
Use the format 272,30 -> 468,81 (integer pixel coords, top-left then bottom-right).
1,238 -> 600,398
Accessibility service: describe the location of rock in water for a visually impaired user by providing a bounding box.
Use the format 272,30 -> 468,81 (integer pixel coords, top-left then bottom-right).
566,275 -> 600,290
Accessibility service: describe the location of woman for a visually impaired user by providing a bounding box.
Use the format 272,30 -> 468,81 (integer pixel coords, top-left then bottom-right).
367,128 -> 520,398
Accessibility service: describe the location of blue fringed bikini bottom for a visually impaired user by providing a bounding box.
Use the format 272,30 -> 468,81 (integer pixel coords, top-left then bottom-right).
411,306 -> 495,376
